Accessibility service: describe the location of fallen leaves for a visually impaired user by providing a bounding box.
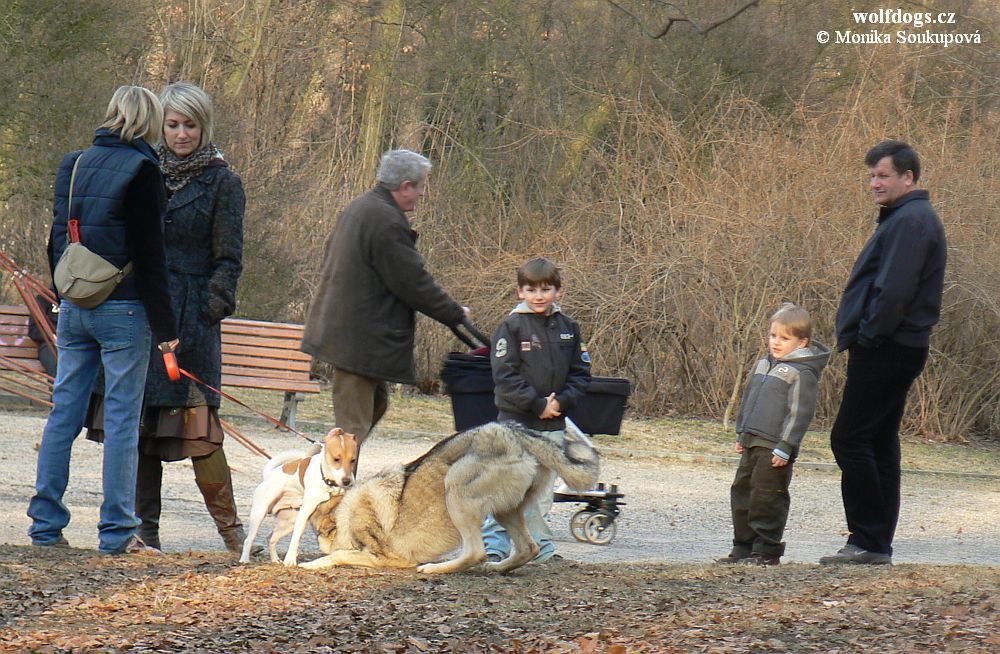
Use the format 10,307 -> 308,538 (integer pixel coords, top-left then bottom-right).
0,545 -> 997,653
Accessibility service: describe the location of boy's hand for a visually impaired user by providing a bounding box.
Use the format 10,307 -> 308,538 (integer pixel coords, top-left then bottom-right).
539,393 -> 562,419
734,443 -> 744,454
771,455 -> 788,467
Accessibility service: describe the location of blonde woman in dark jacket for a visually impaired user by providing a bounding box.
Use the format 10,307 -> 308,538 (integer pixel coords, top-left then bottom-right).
29,86 -> 178,556
138,82 -> 246,553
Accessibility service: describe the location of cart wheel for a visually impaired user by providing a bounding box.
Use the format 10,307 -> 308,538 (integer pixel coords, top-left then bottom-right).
570,510 -> 593,542
584,512 -> 617,545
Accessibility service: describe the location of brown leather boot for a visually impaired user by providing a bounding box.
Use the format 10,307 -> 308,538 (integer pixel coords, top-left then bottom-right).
195,476 -> 246,553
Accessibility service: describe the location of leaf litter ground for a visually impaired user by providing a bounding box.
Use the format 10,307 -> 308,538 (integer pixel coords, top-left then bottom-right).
1,545 -> 996,653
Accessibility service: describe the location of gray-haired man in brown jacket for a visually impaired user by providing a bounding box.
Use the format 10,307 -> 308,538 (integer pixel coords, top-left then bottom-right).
302,149 -> 468,467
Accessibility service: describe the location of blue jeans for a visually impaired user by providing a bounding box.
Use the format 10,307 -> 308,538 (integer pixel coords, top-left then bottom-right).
482,429 -> 563,562
28,300 -> 151,554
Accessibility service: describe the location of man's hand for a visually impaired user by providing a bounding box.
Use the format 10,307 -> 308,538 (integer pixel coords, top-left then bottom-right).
734,443 -> 744,454
771,455 -> 789,468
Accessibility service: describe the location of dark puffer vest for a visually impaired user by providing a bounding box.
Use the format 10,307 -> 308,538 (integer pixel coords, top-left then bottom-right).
50,129 -> 160,300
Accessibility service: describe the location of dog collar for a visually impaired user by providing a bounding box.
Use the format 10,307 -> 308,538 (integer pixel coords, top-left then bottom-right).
321,469 -> 339,488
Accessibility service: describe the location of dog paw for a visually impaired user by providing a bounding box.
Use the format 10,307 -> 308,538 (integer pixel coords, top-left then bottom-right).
281,556 -> 297,567
416,562 -> 453,574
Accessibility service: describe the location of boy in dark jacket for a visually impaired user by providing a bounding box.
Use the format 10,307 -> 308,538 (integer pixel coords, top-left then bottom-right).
483,258 -> 591,563
718,303 -> 830,566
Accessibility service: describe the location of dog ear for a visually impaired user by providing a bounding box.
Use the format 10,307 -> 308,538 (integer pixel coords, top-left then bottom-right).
328,427 -> 344,438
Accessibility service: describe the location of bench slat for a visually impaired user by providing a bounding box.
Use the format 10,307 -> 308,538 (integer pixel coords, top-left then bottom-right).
0,335 -> 38,351
221,374 -> 321,394
223,317 -> 305,330
222,365 -> 311,381
221,332 -> 304,348
222,354 -> 311,373
0,358 -> 44,371
0,346 -> 40,357
221,342 -> 312,363
222,321 -> 305,340
0,305 -> 30,316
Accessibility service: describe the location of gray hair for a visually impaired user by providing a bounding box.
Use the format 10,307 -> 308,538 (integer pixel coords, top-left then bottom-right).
160,82 -> 215,147
376,149 -> 432,190
100,86 -> 163,143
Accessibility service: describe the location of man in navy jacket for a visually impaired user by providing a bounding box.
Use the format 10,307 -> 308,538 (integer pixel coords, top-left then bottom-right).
821,140 -> 947,566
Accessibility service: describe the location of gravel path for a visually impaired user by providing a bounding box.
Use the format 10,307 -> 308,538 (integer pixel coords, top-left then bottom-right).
2,412 -> 997,565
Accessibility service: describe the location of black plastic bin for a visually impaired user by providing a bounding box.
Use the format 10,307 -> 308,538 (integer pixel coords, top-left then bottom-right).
567,376 -> 631,435
440,353 -> 631,435
440,352 -> 496,431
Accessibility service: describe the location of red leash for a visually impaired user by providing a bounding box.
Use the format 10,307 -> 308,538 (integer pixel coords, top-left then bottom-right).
166,355 -> 317,444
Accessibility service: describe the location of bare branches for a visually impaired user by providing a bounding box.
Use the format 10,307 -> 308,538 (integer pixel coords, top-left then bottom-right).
605,0 -> 760,39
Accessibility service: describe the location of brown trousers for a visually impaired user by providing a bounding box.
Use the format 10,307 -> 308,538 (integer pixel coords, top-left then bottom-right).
332,367 -> 389,468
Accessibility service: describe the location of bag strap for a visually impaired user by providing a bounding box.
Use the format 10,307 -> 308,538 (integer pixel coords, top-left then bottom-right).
67,154 -> 83,243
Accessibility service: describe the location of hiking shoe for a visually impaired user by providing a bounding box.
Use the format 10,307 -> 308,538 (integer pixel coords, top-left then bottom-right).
33,536 -> 71,549
739,553 -> 781,566
819,543 -> 891,566
104,535 -> 164,556
715,553 -> 750,565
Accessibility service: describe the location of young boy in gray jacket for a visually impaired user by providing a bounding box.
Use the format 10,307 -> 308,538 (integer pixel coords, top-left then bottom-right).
718,303 -> 830,566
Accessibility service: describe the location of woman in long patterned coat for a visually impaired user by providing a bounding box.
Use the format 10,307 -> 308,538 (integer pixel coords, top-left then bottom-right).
137,82 -> 246,553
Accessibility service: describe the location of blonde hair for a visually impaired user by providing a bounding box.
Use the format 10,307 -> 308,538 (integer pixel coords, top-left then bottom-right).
159,82 -> 214,148
100,86 -> 163,143
770,302 -> 812,341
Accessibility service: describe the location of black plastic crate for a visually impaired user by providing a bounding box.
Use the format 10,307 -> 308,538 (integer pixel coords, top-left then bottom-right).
567,377 -> 631,435
440,353 -> 496,431
441,353 -> 630,435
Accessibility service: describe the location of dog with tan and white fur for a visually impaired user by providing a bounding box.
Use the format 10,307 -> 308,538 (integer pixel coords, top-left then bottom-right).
239,428 -> 358,564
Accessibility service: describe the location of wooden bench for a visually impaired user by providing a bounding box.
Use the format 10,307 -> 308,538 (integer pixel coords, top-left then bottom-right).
0,303 -> 51,406
0,304 -> 321,428
220,318 -> 320,429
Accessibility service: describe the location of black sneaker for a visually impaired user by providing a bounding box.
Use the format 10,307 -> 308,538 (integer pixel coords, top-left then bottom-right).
739,553 -> 780,566
819,543 -> 891,565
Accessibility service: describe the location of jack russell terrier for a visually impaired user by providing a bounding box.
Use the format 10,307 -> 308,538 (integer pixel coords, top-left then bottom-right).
239,427 -> 358,564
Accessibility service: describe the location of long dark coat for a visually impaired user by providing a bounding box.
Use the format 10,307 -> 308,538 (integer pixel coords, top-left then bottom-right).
301,184 -> 464,384
144,163 -> 244,407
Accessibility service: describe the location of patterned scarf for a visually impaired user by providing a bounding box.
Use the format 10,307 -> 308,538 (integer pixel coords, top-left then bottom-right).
157,143 -> 225,192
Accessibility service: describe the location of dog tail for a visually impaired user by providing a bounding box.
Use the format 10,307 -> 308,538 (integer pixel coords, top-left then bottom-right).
510,422 -> 600,491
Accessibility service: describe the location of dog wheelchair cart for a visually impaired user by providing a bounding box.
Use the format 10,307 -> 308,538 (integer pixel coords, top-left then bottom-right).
441,320 -> 630,545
